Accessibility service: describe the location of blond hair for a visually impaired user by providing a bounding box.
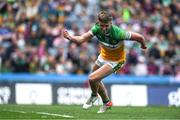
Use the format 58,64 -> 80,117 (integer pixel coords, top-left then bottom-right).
98,11 -> 112,23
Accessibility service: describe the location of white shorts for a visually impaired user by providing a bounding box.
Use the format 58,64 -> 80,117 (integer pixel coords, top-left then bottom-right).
95,55 -> 125,73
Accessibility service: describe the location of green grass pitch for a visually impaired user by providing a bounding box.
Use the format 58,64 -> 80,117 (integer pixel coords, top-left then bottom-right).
0,104 -> 180,119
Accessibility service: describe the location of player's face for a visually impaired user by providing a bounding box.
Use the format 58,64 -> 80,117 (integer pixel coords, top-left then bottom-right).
99,21 -> 111,33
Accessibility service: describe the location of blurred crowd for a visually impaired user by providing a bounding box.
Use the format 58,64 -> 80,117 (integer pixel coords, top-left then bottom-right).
0,0 -> 179,77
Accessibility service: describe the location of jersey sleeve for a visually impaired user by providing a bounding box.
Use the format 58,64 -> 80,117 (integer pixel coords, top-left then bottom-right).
118,28 -> 131,40
90,24 -> 98,36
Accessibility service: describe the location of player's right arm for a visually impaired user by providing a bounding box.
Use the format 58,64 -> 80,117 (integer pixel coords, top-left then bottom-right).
63,30 -> 93,44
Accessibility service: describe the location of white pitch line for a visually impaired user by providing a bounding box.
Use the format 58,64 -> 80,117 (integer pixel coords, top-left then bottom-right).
2,109 -> 27,114
2,109 -> 74,118
36,112 -> 74,118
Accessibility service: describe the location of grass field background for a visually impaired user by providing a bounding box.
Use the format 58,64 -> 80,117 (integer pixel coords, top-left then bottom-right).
0,104 -> 180,119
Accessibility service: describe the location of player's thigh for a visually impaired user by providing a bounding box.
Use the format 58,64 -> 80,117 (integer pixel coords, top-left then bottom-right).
89,64 -> 113,82
92,63 -> 101,72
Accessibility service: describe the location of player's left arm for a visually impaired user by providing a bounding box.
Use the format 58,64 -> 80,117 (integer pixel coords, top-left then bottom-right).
129,32 -> 147,49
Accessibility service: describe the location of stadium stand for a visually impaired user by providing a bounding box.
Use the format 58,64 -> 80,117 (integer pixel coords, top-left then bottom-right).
0,0 -> 179,79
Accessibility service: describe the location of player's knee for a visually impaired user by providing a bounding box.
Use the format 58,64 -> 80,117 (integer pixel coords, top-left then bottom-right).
88,74 -> 98,82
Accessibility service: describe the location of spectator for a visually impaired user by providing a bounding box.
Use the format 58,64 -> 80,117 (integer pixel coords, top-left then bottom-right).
11,49 -> 29,72
134,56 -> 148,76
148,42 -> 161,60
147,57 -> 159,75
160,59 -> 173,75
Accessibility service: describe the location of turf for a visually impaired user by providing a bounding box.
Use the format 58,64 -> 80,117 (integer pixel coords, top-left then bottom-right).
0,104 -> 180,119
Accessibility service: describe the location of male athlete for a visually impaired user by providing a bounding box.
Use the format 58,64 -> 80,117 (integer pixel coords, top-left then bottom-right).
63,11 -> 147,113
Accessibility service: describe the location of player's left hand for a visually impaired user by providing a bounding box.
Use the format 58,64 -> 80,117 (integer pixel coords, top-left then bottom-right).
63,30 -> 70,40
